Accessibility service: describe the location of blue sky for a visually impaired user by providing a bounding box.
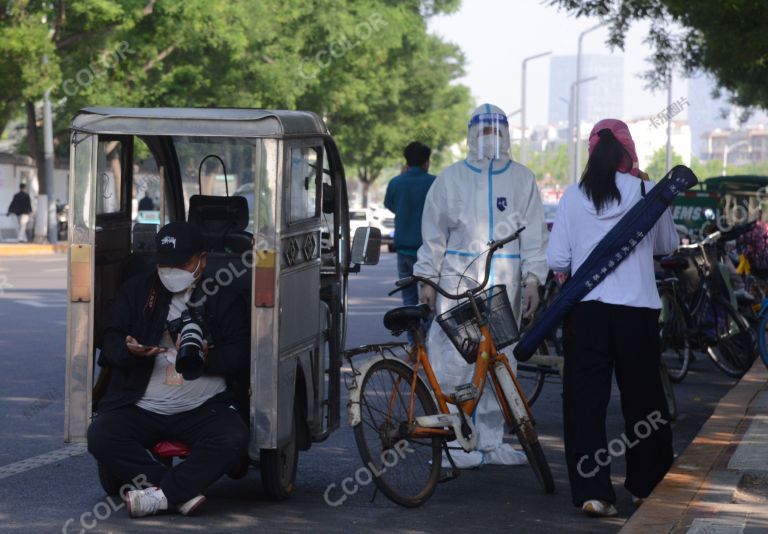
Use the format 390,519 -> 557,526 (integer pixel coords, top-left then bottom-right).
428,0 -> 690,127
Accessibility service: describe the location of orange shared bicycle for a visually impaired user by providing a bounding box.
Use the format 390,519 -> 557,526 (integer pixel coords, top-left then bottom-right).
346,228 -> 554,507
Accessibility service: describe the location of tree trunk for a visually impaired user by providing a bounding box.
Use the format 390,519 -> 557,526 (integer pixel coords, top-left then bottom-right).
25,100 -> 46,194
360,180 -> 370,208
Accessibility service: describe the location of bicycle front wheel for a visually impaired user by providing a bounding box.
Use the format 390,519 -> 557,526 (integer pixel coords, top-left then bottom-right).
493,362 -> 555,494
659,291 -> 691,383
704,297 -> 756,378
352,359 -> 441,508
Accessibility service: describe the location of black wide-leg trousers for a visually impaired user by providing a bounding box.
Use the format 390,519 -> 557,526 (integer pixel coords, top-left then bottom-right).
562,301 -> 674,507
87,400 -> 249,505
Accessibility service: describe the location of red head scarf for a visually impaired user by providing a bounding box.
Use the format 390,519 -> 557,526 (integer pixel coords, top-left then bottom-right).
588,118 -> 640,177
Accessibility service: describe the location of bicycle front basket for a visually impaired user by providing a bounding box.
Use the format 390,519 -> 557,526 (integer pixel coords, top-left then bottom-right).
435,285 -> 520,364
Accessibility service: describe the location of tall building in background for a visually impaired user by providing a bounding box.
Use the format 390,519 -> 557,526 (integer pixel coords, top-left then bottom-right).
688,74 -> 730,159
548,55 -> 624,126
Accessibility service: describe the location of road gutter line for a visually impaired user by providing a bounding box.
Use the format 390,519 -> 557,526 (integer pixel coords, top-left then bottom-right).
0,443 -> 87,480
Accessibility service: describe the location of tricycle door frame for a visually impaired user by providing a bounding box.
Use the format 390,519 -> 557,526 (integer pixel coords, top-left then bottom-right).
64,131 -> 97,443
321,136 -> 350,437
272,137 -> 325,450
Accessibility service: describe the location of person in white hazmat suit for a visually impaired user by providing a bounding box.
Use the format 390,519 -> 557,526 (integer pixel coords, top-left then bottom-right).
413,103 -> 549,468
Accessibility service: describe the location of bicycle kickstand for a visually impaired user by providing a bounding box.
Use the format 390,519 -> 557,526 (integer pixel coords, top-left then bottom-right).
438,442 -> 461,484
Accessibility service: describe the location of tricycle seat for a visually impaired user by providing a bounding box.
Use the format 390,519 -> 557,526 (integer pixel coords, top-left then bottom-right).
383,304 -> 431,333
152,440 -> 191,458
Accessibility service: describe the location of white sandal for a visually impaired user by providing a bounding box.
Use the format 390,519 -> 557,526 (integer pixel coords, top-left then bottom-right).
582,499 -> 618,517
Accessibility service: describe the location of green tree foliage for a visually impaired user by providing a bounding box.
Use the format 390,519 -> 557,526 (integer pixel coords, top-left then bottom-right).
547,0 -> 768,110
0,0 -> 471,204
520,144 -> 571,185
644,147 -> 768,182
644,146 -> 684,181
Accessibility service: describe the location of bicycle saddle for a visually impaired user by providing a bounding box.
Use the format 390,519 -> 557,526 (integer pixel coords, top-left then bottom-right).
659,255 -> 689,271
383,304 -> 431,333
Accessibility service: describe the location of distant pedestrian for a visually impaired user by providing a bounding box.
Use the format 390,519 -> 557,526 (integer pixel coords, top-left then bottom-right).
547,119 -> 678,517
6,183 -> 32,242
384,141 -> 436,315
138,191 -> 155,211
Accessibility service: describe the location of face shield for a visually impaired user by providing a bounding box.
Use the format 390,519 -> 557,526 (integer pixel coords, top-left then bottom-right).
468,111 -> 509,161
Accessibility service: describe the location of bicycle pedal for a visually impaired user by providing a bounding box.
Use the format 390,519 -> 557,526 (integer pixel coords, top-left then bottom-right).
415,413 -> 458,428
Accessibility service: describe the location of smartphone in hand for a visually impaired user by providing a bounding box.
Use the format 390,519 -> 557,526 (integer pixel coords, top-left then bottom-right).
126,342 -> 165,352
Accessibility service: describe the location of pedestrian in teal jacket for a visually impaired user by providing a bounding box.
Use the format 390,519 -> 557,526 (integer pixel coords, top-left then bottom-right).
384,142 -> 436,330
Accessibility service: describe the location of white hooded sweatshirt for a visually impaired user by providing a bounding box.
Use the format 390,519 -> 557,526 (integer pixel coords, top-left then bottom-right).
546,172 -> 679,309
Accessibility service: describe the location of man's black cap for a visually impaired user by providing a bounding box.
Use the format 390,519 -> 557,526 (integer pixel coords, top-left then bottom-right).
155,222 -> 204,265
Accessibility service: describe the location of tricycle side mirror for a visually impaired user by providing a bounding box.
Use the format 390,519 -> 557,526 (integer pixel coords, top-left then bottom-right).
351,226 -> 381,266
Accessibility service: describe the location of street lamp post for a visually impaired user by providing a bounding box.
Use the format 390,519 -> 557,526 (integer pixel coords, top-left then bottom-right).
520,51 -> 552,165
574,23 -> 603,178
569,76 -> 597,183
722,140 -> 751,176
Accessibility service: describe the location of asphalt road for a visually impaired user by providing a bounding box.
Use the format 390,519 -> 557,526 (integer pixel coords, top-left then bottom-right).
0,253 -> 739,533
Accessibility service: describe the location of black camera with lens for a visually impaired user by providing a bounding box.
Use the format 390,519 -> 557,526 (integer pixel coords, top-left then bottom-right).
171,308 -> 212,381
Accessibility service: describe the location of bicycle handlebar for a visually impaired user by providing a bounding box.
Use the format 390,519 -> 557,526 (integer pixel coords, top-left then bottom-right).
388,227 -> 526,300
679,229 -> 722,250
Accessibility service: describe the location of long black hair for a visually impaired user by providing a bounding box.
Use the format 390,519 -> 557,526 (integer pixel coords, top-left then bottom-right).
579,128 -> 633,214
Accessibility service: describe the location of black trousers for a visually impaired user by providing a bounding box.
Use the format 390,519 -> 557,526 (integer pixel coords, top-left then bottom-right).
87,400 -> 249,505
562,301 -> 673,507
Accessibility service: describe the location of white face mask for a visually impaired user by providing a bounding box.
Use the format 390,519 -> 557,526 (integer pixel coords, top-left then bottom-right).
478,134 -> 501,159
158,257 -> 201,293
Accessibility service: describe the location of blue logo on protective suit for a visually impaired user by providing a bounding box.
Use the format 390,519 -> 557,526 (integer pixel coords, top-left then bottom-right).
496,197 -> 507,211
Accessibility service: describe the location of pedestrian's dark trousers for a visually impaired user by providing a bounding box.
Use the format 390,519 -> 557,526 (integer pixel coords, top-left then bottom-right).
397,252 -> 423,344
562,301 -> 673,507
87,400 -> 249,505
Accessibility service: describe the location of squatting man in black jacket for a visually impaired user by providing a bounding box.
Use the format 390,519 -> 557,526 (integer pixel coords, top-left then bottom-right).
87,221 -> 250,518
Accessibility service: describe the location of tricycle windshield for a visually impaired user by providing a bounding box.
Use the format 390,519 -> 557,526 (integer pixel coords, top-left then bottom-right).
172,136 -> 278,233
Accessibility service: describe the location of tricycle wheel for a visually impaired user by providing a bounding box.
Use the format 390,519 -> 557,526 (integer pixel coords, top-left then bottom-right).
97,461 -> 124,497
260,403 -> 299,500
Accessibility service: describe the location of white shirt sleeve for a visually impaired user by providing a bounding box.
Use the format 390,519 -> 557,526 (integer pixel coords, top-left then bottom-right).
546,191 -> 572,272
652,207 -> 679,255
519,173 -> 550,284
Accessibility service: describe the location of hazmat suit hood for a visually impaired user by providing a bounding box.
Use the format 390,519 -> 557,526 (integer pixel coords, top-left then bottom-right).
467,103 -> 511,165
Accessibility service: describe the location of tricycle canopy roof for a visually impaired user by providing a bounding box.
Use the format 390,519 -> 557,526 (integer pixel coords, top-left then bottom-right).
71,107 -> 328,138
702,175 -> 768,193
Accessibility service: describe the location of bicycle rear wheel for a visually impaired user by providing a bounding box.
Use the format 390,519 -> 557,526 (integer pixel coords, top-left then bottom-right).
659,363 -> 678,421
515,362 -> 546,407
352,359 -> 441,508
704,297 -> 756,378
759,311 -> 768,370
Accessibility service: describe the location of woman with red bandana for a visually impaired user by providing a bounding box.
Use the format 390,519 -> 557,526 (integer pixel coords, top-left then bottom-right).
547,119 -> 679,517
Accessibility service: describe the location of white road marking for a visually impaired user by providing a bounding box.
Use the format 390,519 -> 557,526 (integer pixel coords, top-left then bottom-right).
0,444 -> 87,480
13,300 -> 66,308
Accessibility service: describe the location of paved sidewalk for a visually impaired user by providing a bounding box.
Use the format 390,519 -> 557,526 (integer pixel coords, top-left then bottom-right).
0,243 -> 66,255
621,359 -> 768,533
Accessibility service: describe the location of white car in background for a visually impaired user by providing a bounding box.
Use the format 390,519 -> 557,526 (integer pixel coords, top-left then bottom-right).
370,208 -> 395,252
349,208 -> 373,235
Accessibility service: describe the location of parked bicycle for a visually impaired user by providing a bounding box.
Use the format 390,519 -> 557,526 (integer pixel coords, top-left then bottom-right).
656,229 -> 756,380
346,228 -> 554,508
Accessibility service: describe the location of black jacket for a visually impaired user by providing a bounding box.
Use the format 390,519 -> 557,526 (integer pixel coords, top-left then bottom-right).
96,271 -> 250,413
7,191 -> 32,215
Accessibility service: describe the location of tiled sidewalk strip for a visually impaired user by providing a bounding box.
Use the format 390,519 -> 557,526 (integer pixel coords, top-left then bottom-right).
620,360 -> 768,533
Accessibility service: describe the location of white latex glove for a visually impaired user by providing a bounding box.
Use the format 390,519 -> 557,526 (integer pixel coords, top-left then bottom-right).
521,280 -> 540,319
419,283 -> 436,313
